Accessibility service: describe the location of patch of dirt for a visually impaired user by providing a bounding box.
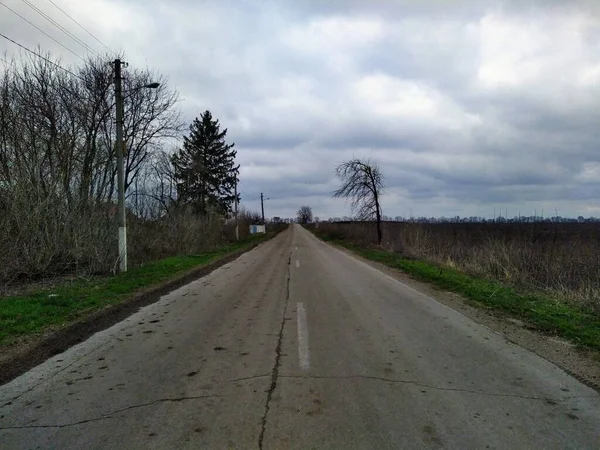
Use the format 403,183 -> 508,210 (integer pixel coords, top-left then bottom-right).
0,240 -> 267,386
339,246 -> 600,393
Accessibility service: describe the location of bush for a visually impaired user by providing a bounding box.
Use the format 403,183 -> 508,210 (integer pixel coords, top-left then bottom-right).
0,184 -> 233,285
128,209 -> 226,264
0,187 -> 116,282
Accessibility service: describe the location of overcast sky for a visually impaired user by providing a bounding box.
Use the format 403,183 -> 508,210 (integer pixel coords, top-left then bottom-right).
2,0 -> 600,219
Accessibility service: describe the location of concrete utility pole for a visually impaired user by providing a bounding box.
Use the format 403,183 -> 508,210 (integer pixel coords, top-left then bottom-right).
234,178 -> 239,241
114,59 -> 127,273
261,192 -> 265,224
113,59 -> 159,273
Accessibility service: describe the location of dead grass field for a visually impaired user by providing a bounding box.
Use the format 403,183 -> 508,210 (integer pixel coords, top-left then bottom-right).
315,221 -> 600,313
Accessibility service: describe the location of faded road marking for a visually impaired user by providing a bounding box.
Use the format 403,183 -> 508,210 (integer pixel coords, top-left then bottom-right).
296,259 -> 300,268
297,302 -> 310,370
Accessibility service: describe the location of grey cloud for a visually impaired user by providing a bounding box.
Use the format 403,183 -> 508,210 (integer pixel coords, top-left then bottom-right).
2,0 -> 600,218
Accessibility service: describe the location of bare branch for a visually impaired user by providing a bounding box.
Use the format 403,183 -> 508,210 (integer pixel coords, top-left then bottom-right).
297,206 -> 313,224
333,158 -> 385,244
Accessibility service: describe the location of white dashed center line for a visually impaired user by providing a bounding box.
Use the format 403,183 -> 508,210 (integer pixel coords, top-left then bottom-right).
297,302 -> 310,370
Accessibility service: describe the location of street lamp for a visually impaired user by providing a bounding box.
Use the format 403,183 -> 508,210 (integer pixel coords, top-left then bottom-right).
260,193 -> 270,224
114,58 -> 159,273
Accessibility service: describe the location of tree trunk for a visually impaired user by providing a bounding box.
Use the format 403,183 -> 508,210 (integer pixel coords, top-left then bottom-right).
376,209 -> 382,245
374,189 -> 382,245
367,166 -> 383,246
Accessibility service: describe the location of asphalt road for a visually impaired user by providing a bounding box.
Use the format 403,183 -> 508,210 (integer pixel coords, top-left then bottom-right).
1,224 -> 599,449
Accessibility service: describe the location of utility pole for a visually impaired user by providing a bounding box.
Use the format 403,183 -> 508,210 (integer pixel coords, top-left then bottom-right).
261,192 -> 265,224
114,59 -> 127,273
234,178 -> 239,241
112,61 -> 158,273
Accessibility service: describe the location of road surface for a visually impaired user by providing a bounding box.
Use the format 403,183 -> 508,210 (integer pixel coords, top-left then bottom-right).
1,225 -> 599,449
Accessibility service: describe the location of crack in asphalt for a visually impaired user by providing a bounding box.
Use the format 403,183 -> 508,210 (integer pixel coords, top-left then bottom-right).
278,374 -> 594,402
229,374 -> 271,383
257,249 -> 292,450
0,394 -> 223,430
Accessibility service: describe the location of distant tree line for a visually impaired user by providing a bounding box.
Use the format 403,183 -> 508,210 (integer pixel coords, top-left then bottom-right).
324,216 -> 600,224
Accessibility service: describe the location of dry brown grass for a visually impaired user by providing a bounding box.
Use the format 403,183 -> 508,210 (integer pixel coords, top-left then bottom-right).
316,221 -> 600,310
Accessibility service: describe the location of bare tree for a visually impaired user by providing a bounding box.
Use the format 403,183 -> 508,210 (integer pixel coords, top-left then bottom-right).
121,69 -> 182,192
297,206 -> 313,224
333,158 -> 385,245
0,51 -> 184,282
128,148 -> 179,219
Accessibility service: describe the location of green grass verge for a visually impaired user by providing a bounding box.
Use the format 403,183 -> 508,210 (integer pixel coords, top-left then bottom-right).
0,234 -> 268,346
315,231 -> 600,351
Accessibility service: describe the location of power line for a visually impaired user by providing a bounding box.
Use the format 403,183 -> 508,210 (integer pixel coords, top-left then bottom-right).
0,32 -> 84,81
0,1 -> 84,61
19,0 -> 99,56
46,0 -> 116,56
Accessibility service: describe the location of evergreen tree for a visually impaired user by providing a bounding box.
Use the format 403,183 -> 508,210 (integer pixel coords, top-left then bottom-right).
171,111 -> 238,215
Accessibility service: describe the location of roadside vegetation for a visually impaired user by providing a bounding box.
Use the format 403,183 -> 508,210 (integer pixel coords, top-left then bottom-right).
0,228 -> 286,347
0,53 -> 260,289
309,221 -> 600,351
0,52 -> 284,345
